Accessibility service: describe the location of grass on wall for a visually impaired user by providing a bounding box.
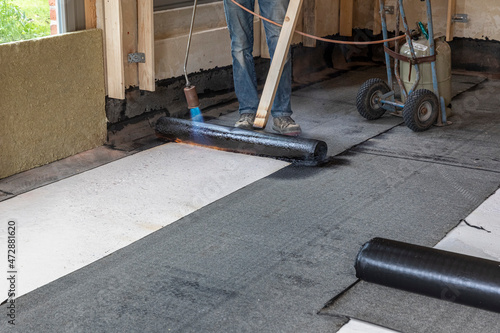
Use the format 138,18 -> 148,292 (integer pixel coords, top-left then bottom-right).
0,0 -> 50,44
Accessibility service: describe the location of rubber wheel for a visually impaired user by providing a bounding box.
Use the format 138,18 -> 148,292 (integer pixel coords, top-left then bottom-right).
403,89 -> 439,132
356,78 -> 391,120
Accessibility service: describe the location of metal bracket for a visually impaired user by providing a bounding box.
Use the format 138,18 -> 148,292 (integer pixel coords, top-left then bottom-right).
128,53 -> 146,63
452,14 -> 469,23
384,6 -> 394,15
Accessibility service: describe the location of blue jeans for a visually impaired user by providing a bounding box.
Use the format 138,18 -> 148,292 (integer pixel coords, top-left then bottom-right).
223,0 -> 292,117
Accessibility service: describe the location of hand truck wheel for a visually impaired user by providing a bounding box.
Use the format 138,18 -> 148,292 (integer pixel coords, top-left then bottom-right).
356,78 -> 391,120
402,89 -> 439,132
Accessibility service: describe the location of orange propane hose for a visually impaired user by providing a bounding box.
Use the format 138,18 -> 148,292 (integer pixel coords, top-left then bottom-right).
230,0 -> 406,45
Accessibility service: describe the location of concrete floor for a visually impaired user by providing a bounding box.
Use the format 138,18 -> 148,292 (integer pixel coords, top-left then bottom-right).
0,66 -> 499,332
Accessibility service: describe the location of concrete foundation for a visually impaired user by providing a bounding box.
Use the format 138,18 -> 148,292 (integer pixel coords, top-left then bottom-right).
450,38 -> 500,75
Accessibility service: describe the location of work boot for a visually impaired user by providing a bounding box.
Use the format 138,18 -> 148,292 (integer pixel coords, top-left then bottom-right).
234,113 -> 255,130
272,116 -> 302,136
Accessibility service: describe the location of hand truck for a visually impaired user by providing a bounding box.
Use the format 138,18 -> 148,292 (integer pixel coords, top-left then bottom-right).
356,0 -> 451,131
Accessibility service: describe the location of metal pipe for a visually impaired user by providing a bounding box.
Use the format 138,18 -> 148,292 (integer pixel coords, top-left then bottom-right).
426,0 -> 439,97
440,96 -> 447,124
183,0 -> 199,87
380,99 -> 405,109
379,0 -> 393,92
355,238 -> 500,313
155,117 -> 328,165
393,0 -> 407,100
425,0 -> 446,125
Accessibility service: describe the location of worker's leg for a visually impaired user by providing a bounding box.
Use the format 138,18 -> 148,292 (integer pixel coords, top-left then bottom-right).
259,0 -> 292,118
260,0 -> 300,135
223,0 -> 259,115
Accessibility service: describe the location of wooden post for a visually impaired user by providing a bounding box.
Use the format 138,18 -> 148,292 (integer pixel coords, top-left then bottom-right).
446,0 -> 456,42
260,22 -> 271,59
302,0 -> 316,47
339,0 -> 353,37
104,0 -> 125,99
85,0 -> 97,29
255,1 -> 270,59
253,0 -> 303,128
96,0 -> 107,95
138,0 -> 155,91
373,0 -> 382,35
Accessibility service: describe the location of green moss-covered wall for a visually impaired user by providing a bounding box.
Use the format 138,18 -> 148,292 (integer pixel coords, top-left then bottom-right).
0,29 -> 106,179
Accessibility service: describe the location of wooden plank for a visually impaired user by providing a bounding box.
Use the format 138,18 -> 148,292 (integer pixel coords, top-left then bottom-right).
292,7 -> 304,45
254,0 -> 303,128
122,0 -> 139,89
104,0 -> 125,99
138,0 -> 155,91
85,0 -> 97,29
253,14 -> 261,57
316,0 -> 339,36
260,21 -> 270,59
373,0 -> 381,35
446,0 -> 456,42
339,0 -> 353,37
95,0 -> 105,30
96,0 -> 107,95
302,0 -> 316,47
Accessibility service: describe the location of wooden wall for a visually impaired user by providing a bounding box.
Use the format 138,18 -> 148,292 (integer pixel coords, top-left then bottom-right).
96,0 -> 345,98
96,0 -> 500,99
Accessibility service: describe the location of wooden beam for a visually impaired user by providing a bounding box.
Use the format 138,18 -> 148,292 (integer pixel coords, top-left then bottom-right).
373,0 -> 381,35
138,0 -> 155,91
302,0 -> 316,47
85,0 -> 97,29
122,0 -> 139,89
96,0 -> 107,95
446,0 -> 456,42
254,0 -> 303,128
104,0 -> 125,99
315,0 -> 339,36
339,0 -> 353,37
260,22 -> 270,59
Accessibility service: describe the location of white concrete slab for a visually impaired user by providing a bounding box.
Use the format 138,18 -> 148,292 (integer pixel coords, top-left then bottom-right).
435,188 -> 500,261
337,319 -> 399,333
0,143 -> 288,297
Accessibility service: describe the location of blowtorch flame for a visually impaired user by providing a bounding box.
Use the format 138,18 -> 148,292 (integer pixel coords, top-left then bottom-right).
190,107 -> 203,122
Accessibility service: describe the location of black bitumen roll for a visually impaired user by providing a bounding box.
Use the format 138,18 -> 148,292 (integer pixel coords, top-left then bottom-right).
155,117 -> 327,165
355,238 -> 500,313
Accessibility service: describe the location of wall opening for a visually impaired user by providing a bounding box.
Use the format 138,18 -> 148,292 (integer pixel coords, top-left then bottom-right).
0,0 -> 51,44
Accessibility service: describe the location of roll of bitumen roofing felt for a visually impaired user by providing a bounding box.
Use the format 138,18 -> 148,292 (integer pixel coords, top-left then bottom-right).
155,117 -> 328,165
355,238 -> 500,313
